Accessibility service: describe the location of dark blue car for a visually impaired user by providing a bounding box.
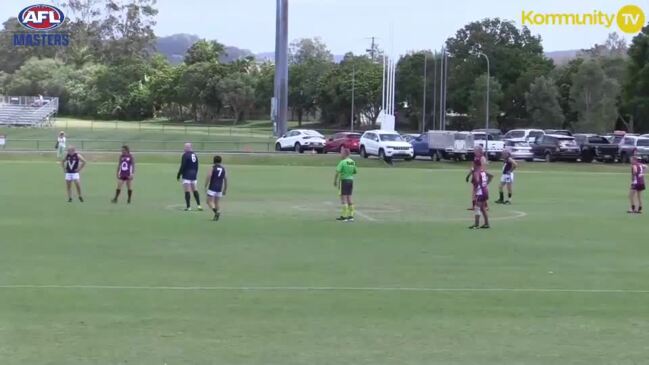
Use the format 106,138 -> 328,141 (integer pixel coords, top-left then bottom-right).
403,134 -> 430,158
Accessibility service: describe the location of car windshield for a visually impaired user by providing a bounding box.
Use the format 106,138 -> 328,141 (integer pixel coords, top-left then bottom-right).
346,133 -> 361,139
474,133 -> 500,141
637,139 -> 649,147
588,137 -> 609,144
379,134 -> 403,142
528,131 -> 544,139
508,131 -> 525,138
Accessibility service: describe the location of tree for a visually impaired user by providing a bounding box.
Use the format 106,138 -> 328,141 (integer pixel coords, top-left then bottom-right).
318,54 -> 383,127
288,38 -> 334,125
395,51 -> 436,130
551,58 -> 583,127
100,0 -> 158,64
0,17 -> 58,73
219,72 -> 256,123
468,73 -> 503,127
525,76 -> 564,129
184,40 -> 225,65
623,24 -> 649,132
570,60 -> 620,133
582,33 -> 628,58
253,62 -> 275,118
289,37 -> 333,64
445,18 -> 553,122
6,58 -> 70,98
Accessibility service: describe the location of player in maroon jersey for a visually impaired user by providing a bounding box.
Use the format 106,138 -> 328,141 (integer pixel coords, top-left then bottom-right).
465,146 -> 490,210
469,169 -> 493,229
628,155 -> 646,214
61,146 -> 87,202
111,145 -> 135,204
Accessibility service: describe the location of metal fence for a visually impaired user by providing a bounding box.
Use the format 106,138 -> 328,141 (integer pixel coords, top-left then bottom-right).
1,139 -> 279,153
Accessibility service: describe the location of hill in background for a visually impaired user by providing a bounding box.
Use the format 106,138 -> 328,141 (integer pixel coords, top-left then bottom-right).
156,33 -> 578,65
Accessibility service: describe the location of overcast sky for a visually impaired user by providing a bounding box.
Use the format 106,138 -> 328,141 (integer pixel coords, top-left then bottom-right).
3,0 -> 647,54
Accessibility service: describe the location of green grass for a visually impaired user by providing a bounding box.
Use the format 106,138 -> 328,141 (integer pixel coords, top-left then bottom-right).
1,153 -> 648,364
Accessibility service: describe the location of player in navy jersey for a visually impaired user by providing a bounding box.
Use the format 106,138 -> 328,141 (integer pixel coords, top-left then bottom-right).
177,143 -> 202,211
112,145 -> 135,204
61,146 -> 87,202
469,169 -> 493,229
495,150 -> 517,204
204,155 -> 228,221
628,155 -> 646,214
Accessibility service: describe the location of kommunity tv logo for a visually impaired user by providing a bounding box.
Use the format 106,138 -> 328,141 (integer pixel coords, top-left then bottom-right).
522,4 -> 646,34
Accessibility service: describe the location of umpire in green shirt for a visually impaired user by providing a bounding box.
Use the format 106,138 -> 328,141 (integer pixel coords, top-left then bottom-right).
334,146 -> 357,222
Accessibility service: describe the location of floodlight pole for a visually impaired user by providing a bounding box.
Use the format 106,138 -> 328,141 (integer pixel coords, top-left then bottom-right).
477,51 -> 490,153
422,53 -> 427,133
351,63 -> 355,132
273,0 -> 289,137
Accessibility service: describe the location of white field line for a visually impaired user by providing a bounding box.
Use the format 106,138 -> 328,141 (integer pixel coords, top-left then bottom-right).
354,209 -> 377,222
0,284 -> 648,294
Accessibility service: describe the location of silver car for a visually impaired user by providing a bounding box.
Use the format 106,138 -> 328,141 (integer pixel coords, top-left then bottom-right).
504,139 -> 534,161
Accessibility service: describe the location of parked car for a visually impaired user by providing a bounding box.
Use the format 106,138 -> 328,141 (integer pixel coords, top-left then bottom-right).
607,130 -> 636,146
472,131 -> 504,160
359,130 -> 414,161
544,129 -> 572,136
503,139 -> 534,161
619,135 -> 649,163
324,132 -> 361,153
503,129 -> 545,143
404,134 -> 432,158
573,134 -> 619,162
275,129 -> 326,153
472,128 -> 503,139
531,134 -> 581,162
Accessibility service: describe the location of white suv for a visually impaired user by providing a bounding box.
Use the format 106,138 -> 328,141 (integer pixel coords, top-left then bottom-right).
503,129 -> 545,143
360,130 -> 414,160
275,129 -> 326,153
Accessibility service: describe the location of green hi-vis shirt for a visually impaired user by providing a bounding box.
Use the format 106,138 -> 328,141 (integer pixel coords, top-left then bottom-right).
336,157 -> 357,180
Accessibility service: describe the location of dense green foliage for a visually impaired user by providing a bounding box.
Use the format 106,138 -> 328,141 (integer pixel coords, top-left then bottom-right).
1,1 -> 648,131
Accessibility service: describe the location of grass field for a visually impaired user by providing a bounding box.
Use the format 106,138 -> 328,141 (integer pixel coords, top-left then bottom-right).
1,152 -> 648,365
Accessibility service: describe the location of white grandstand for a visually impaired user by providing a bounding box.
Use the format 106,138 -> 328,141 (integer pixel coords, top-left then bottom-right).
0,95 -> 59,127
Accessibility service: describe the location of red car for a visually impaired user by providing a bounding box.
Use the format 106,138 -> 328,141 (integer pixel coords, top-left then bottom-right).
324,132 -> 362,153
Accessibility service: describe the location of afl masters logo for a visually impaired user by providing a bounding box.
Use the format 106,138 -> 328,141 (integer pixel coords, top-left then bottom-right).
13,4 -> 70,46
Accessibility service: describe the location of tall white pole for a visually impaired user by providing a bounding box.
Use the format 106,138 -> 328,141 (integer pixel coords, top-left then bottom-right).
387,58 -> 392,115
351,64 -> 355,132
422,53 -> 427,133
439,47 -> 444,130
381,55 -> 386,113
390,58 -> 395,114
392,59 -> 396,114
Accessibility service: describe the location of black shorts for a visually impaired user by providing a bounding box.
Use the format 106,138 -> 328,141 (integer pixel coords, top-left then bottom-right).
340,179 -> 354,196
632,183 -> 646,192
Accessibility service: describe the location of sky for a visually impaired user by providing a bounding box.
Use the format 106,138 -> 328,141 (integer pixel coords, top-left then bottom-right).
2,0 -> 648,55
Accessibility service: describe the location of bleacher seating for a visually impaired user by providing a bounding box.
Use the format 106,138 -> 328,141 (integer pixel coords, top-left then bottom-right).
0,96 -> 59,127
